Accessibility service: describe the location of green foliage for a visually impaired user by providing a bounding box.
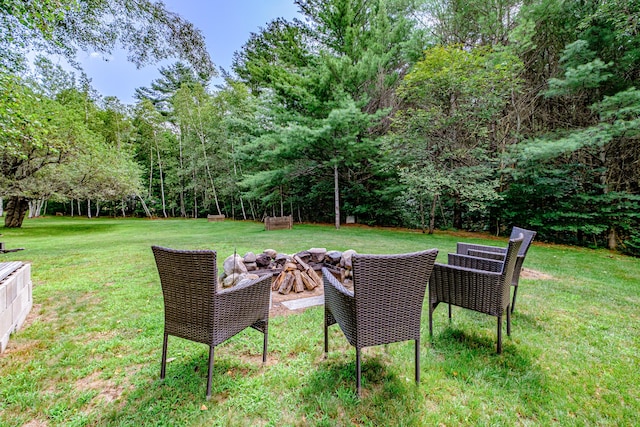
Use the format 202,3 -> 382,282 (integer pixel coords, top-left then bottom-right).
391,45 -> 520,228
498,158 -> 640,255
230,0 -> 428,225
0,0 -> 214,76
420,0 -> 521,47
1,63 -> 143,226
0,218 -> 639,425
545,40 -> 613,97
4,0 -> 639,253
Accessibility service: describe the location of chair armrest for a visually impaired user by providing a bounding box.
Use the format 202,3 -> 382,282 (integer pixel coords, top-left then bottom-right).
218,273 -> 272,295
430,263 -> 507,316
433,262 -> 503,278
213,274 -> 271,342
322,267 -> 354,298
457,242 -> 507,256
216,274 -> 272,317
447,253 -> 504,272
467,249 -> 506,260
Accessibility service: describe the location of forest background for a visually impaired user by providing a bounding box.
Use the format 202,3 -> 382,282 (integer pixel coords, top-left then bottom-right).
1,0 -> 639,256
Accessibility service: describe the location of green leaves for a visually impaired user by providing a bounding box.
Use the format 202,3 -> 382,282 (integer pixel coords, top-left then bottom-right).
1,0 -> 214,76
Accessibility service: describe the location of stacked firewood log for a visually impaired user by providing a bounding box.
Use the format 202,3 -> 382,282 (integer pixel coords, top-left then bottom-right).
219,247 -> 357,294
270,254 -> 322,294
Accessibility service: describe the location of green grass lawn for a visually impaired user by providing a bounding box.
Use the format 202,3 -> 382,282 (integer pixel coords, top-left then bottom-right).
0,217 -> 638,426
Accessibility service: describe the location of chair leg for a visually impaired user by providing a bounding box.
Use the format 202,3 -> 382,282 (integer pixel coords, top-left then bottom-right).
262,320 -> 269,364
206,346 -> 214,400
356,348 -> 361,397
507,306 -> 511,336
428,306 -> 433,336
511,286 -> 518,313
415,339 -> 420,384
324,319 -> 329,357
448,303 -> 452,321
160,333 -> 168,379
496,316 -> 502,354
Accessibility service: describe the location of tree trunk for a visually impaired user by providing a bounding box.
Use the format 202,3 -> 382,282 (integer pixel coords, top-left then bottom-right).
419,196 -> 425,233
280,186 -> 284,217
193,105 -> 222,215
179,132 -> 187,218
154,131 -> 168,218
148,145 -> 154,198
429,194 -> 438,235
334,163 -> 340,230
453,195 -> 463,229
28,198 -> 45,218
608,228 -> 618,250
0,197 -> 3,217
4,196 -> 29,228
136,194 -> 152,218
240,196 -> 247,220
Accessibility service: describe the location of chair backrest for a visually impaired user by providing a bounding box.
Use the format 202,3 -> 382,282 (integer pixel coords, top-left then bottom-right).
351,249 -> 438,347
500,234 -> 524,305
151,246 -> 218,344
510,227 -> 537,257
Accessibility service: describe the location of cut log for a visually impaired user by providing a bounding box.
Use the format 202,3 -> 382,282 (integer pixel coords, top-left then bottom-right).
278,274 -> 295,294
293,255 -> 311,270
307,268 -> 322,288
294,255 -> 322,287
300,271 -> 317,290
272,271 -> 286,291
293,270 -> 304,293
284,262 -> 298,271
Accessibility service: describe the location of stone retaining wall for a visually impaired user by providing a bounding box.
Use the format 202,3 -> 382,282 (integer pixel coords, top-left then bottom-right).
0,262 -> 32,353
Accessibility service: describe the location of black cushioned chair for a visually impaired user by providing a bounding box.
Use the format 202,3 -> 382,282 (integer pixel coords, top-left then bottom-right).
456,226 -> 536,313
429,235 -> 523,354
151,246 -> 271,399
322,249 -> 438,396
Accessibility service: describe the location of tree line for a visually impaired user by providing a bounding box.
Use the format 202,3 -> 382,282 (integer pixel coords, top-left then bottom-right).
2,0 -> 639,256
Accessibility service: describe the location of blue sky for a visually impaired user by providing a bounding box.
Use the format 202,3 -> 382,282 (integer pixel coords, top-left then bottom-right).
76,0 -> 301,104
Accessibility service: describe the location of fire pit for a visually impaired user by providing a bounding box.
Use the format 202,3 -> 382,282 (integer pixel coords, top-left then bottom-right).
218,247 -> 357,295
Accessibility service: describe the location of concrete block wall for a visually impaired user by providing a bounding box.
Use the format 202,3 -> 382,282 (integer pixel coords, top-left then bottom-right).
0,263 -> 32,353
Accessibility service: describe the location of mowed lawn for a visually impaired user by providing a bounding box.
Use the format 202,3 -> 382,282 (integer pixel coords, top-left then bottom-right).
0,217 -> 638,426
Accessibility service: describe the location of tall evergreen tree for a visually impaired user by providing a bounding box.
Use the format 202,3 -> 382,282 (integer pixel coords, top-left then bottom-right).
234,0 -> 426,227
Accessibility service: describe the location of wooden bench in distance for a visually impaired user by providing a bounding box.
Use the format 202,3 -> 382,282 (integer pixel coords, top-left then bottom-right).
265,215 -> 293,231
207,214 -> 225,222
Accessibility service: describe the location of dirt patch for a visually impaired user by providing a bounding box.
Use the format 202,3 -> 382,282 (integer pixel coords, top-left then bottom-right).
269,279 -> 324,317
76,370 -> 132,406
520,268 -> 554,280
21,420 -> 48,427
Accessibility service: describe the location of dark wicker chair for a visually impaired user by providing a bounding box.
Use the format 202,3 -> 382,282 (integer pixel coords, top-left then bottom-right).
429,235 -> 524,354
151,246 -> 271,399
322,249 -> 438,396
456,226 -> 536,313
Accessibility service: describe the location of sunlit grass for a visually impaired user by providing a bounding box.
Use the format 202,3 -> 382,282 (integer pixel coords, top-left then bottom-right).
0,217 -> 638,426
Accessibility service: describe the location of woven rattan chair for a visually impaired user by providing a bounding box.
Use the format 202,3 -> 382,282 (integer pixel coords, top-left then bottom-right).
429,235 -> 523,354
151,246 -> 271,399
456,226 -> 536,313
322,249 -> 438,396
